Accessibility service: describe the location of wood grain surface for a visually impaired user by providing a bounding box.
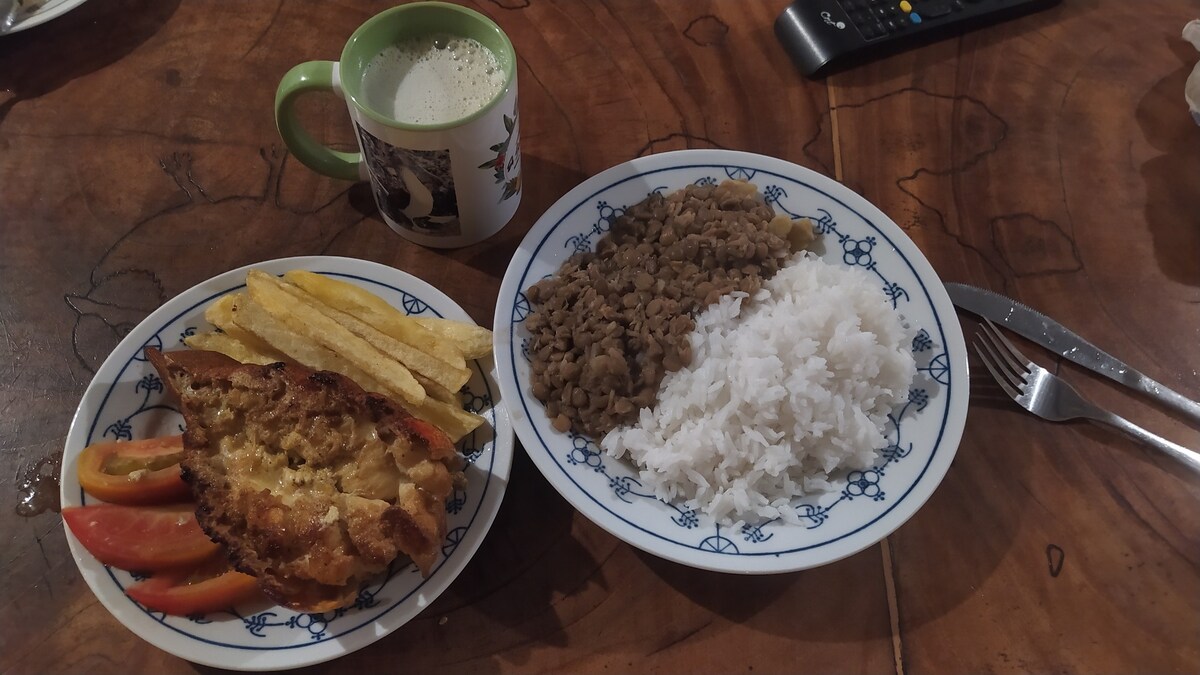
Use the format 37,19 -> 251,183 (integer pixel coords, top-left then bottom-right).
1,1 -> 1197,673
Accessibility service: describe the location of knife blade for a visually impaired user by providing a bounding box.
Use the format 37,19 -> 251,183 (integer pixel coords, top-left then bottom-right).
945,282 -> 1200,425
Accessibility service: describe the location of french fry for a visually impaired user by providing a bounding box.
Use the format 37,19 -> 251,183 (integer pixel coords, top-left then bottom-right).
410,396 -> 486,443
274,280 -> 471,392
245,270 -> 426,406
411,317 -> 493,360
413,372 -> 459,405
188,269 -> 494,445
184,331 -> 285,366
203,294 -> 240,332
283,270 -> 467,370
234,291 -> 483,439
201,294 -> 285,357
227,294 -> 388,391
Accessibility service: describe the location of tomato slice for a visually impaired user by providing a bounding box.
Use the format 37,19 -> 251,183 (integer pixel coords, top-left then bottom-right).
76,435 -> 191,505
126,556 -> 261,616
62,504 -> 219,572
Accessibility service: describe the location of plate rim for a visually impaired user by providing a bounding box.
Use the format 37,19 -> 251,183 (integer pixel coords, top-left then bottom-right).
493,149 -> 969,574
4,0 -> 90,34
60,254 -> 514,670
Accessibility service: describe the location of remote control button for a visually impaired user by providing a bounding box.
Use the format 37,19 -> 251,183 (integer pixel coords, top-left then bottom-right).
899,1 -> 913,12
918,1 -> 953,17
909,11 -> 923,23
859,21 -> 884,39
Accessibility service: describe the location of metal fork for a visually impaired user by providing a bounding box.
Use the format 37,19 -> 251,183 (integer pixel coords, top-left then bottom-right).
974,319 -> 1200,476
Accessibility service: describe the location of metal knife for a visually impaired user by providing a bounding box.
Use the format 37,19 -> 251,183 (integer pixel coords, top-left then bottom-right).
945,282 -> 1200,426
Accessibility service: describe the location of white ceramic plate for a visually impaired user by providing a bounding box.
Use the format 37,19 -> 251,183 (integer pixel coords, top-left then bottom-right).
3,0 -> 88,34
60,256 -> 513,670
494,149 -> 968,574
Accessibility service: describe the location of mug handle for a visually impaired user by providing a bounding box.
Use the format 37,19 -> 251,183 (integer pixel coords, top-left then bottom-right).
274,61 -> 361,181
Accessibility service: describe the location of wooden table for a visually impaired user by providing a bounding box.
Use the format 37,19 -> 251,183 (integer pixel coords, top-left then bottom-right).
2,1 -> 1198,672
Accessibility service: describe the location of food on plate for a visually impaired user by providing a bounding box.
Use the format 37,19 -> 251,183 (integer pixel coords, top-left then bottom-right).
411,316 -> 494,360
224,292 -> 380,388
184,330 -> 285,366
146,347 -> 465,612
602,255 -> 917,524
283,270 -> 467,370
66,269 -> 493,617
62,503 -> 222,571
185,294 -> 287,365
275,281 -> 471,393
185,270 -> 488,442
125,556 -> 260,616
68,435 -> 267,614
406,393 -> 488,444
523,179 -> 815,437
244,270 -> 428,406
75,435 -> 191,505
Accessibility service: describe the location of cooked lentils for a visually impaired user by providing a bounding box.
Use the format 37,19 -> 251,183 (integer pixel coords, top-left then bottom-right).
524,180 -> 815,438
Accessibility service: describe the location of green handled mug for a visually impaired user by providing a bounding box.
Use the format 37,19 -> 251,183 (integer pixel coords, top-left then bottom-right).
276,2 -> 521,248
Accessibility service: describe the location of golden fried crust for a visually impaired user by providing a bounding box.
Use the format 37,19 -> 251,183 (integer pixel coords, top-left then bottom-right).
146,348 -> 463,612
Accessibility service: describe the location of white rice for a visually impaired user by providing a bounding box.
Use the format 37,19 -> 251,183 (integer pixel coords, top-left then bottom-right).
601,253 -> 917,525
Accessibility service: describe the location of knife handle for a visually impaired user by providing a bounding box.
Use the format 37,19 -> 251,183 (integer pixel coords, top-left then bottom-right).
1092,409 -> 1200,476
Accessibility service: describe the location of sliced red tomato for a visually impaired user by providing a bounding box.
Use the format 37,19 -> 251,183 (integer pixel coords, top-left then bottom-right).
126,556 -> 261,616
76,435 -> 191,505
62,503 -> 219,572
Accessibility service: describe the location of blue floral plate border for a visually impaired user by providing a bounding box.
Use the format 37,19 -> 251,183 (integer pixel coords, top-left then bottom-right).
493,150 -> 968,574
60,256 -> 514,670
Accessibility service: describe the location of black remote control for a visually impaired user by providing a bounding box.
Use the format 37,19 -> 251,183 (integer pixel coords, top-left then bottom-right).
775,0 -> 1062,78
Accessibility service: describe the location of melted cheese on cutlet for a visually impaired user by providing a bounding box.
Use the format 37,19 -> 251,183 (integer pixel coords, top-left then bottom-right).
215,419 -> 406,504
335,432 -> 404,500
217,432 -> 306,505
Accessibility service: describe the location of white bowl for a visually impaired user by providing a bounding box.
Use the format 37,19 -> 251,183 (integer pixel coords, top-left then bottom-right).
61,256 -> 513,670
493,149 -> 968,574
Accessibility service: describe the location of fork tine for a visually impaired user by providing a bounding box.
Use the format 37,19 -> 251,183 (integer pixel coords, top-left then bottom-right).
964,341 -> 1022,398
979,319 -> 1036,372
972,339 -> 1023,400
974,327 -> 1026,388
979,319 -> 1029,379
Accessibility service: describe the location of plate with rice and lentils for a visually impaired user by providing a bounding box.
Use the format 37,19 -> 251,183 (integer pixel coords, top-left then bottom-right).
493,149 -> 968,574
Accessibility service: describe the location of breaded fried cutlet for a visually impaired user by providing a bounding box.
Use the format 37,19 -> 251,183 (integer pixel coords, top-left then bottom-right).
146,348 -> 464,612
